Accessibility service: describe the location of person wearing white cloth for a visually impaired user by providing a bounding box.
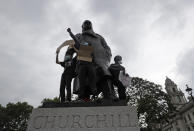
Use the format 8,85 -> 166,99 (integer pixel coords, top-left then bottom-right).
119,71 -> 132,88
109,55 -> 127,100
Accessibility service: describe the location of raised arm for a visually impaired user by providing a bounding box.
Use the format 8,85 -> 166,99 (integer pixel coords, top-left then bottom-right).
56,53 -> 60,64
56,40 -> 74,54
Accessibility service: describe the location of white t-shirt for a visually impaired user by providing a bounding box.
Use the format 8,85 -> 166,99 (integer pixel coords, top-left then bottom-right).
119,71 -> 132,87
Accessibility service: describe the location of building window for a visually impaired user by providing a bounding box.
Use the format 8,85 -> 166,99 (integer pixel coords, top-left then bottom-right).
187,127 -> 191,131
188,114 -> 192,121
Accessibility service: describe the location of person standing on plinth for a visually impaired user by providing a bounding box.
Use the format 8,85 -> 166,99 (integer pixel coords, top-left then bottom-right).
109,55 -> 126,100
56,42 -> 76,102
67,28 -> 97,100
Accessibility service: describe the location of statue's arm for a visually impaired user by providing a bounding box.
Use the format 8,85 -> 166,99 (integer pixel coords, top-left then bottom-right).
67,28 -> 79,44
67,28 -> 80,49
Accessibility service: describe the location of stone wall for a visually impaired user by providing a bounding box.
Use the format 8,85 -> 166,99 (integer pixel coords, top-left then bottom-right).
27,106 -> 140,131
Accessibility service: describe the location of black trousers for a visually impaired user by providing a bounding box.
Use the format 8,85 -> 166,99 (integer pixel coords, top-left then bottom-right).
60,73 -> 73,102
113,79 -> 126,100
78,63 -> 97,99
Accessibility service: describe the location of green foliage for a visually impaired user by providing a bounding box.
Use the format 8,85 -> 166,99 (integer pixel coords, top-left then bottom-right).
0,102 -> 33,131
127,77 -> 173,130
41,96 -> 60,104
39,96 -> 60,107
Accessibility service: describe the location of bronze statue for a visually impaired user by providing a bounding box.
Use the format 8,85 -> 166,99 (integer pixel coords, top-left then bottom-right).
67,28 -> 97,100
73,20 -> 114,99
56,20 -> 114,101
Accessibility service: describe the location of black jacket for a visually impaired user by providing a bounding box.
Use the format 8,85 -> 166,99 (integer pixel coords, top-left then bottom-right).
109,63 -> 125,80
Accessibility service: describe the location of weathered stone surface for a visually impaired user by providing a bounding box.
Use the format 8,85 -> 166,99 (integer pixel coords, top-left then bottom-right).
27,105 -> 140,131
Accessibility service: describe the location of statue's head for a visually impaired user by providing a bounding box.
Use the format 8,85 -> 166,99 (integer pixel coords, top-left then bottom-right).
114,55 -> 122,64
82,20 -> 93,31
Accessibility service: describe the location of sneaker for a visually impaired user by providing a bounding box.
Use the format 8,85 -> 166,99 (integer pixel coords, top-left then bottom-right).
91,95 -> 98,101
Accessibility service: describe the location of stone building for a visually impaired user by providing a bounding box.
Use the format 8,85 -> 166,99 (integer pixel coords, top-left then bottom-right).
162,77 -> 194,131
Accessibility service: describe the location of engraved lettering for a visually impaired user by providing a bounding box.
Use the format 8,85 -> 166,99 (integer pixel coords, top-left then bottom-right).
118,114 -> 129,127
96,114 -> 108,128
84,115 -> 94,128
127,114 -> 131,127
44,116 -> 56,128
126,114 -> 134,127
58,115 -> 69,128
110,114 -> 115,127
71,115 -> 83,128
33,116 -> 44,129
30,108 -> 139,130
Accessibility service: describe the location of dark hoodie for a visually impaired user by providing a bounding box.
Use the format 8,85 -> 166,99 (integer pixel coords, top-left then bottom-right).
109,63 -> 125,80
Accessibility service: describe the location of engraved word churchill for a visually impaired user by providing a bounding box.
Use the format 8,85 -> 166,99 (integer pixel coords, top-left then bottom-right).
32,113 -> 137,129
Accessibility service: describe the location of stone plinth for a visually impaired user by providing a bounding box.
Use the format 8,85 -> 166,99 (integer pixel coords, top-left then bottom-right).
27,105 -> 140,131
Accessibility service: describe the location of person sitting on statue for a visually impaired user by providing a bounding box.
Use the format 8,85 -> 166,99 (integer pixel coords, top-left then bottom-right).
109,55 -> 127,100
56,43 -> 77,102
67,27 -> 97,101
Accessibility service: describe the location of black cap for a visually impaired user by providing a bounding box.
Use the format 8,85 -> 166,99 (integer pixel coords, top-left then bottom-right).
114,55 -> 122,63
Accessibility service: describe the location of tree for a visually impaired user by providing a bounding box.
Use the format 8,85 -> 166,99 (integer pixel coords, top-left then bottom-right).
41,96 -> 60,104
127,77 -> 173,130
39,96 -> 60,107
0,102 -> 33,131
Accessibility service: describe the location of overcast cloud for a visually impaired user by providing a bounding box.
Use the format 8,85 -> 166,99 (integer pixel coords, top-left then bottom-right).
0,0 -> 194,107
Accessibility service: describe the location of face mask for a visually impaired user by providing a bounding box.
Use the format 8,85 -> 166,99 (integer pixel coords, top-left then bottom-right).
118,60 -> 122,64
81,42 -> 89,46
65,55 -> 71,61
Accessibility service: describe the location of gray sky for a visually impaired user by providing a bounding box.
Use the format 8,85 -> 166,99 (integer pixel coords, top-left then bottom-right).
0,0 -> 194,107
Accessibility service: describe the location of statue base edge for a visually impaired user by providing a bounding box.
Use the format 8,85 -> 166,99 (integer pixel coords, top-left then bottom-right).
42,99 -> 128,108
